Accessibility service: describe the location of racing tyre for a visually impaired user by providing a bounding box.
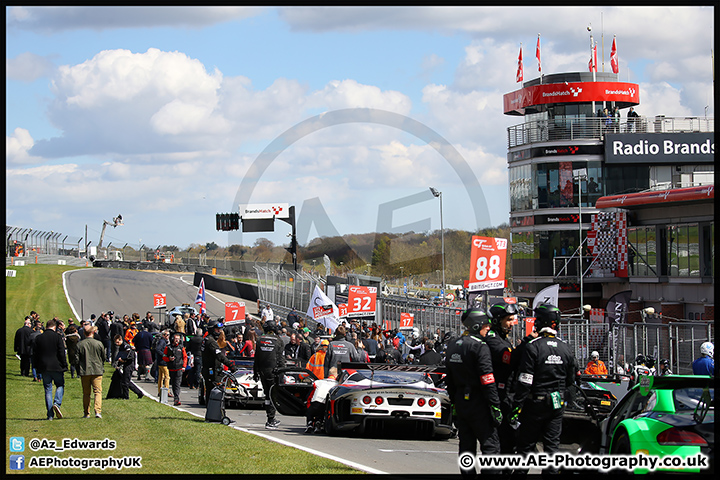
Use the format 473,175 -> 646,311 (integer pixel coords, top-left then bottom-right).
324,412 -> 338,436
610,430 -> 631,454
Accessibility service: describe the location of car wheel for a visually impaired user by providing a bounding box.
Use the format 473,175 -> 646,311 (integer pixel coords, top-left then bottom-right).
610,429 -> 631,454
324,412 -> 338,436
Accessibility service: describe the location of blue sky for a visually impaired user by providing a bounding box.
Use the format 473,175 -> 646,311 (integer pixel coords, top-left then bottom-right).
6,6 -> 715,252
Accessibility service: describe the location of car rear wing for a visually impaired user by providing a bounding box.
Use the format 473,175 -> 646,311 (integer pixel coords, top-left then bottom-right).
638,374 -> 714,396
339,362 -> 447,374
576,373 -> 628,384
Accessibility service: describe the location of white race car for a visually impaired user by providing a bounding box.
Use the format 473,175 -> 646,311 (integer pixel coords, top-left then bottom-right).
270,362 -> 453,439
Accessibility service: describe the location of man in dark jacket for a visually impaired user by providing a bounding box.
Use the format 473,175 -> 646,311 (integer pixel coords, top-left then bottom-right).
33,318 -> 69,420
14,317 -> 34,377
155,330 -> 171,399
202,320 -> 236,405
253,320 -> 285,429
112,334 -> 144,399
95,312 -> 111,362
445,309 -> 503,476
511,303 -> 575,475
132,325 -> 154,381
186,330 -> 204,389
323,325 -> 359,377
163,332 -> 187,406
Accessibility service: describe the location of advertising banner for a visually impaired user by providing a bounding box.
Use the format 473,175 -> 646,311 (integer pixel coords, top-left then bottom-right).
347,285 -> 377,318
503,81 -> 639,114
605,132 -> 714,164
224,301 -> 246,325
306,285 -> 340,331
153,293 -> 166,309
605,290 -> 632,325
468,236 -> 507,292
238,203 -> 290,219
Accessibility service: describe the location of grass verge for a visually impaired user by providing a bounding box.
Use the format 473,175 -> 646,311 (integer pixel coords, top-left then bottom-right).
6,264 -> 360,475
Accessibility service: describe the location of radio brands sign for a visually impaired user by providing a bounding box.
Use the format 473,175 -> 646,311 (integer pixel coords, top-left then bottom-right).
605,132 -> 714,164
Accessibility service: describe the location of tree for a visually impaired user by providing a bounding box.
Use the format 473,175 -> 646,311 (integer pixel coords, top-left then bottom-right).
205,242 -> 219,251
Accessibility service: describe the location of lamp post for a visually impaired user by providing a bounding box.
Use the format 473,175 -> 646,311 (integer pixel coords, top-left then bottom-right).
573,168 -> 587,314
429,187 -> 445,299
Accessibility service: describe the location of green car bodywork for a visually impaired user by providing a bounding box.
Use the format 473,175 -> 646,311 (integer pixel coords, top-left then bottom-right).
605,375 -> 714,474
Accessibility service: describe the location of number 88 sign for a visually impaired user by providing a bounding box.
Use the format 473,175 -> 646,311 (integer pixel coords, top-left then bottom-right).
468,236 -> 507,292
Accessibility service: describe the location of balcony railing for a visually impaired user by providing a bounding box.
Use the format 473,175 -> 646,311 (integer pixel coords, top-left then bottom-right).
508,116 -> 714,149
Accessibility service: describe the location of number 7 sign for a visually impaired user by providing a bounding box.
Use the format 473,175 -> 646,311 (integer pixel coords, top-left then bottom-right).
468,236 -> 507,292
224,302 -> 246,325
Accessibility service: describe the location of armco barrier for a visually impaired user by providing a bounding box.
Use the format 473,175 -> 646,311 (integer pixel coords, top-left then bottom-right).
192,272 -> 258,302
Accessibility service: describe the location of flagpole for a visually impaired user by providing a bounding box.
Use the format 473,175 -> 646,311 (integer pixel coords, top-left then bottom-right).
589,24 -> 596,113
537,34 -> 542,84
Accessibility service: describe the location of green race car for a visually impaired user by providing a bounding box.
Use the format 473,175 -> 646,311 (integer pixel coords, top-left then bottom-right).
599,375 -> 714,474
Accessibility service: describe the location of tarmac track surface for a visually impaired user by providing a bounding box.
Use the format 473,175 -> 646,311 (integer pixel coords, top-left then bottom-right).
62,268 -> 608,474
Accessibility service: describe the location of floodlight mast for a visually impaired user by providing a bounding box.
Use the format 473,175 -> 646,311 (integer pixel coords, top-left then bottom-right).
98,214 -> 123,249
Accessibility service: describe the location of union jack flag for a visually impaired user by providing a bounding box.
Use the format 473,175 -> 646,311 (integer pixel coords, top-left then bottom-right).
195,277 -> 207,314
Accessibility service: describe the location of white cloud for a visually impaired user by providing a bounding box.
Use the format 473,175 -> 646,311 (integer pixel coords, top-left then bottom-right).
6,52 -> 56,81
7,6 -> 262,32
6,128 -> 44,165
309,79 -> 412,114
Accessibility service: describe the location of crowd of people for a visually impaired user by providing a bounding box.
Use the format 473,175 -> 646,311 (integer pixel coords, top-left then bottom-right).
13,300 -> 714,476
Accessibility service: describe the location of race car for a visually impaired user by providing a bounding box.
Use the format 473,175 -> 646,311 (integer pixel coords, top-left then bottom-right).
564,374 -> 621,422
269,362 -> 453,439
599,375 -> 714,474
197,359 -> 264,408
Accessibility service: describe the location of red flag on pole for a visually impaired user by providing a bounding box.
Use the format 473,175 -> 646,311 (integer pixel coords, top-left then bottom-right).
516,46 -> 523,83
610,36 -> 619,74
536,34 -> 541,72
588,43 -> 598,72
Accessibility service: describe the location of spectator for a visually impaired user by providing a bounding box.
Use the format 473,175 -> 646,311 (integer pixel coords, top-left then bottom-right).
287,308 -> 300,327
355,338 -> 370,363
163,333 -> 187,406
29,321 -> 45,381
14,317 -> 34,377
627,107 -> 639,132
76,325 -> 106,418
65,325 -> 82,379
278,328 -> 291,348
33,318 -> 68,420
173,314 -> 186,336
284,333 -> 312,365
361,331 -> 378,361
109,315 -> 125,360
95,312 -> 111,363
111,334 -> 144,399
156,330 -> 171,399
132,325 -> 154,381
239,328 -> 256,358
186,330 -> 204,389
261,304 -> 274,323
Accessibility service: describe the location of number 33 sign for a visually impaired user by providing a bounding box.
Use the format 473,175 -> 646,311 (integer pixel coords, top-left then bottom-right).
347,286 -> 377,318
468,236 -> 507,292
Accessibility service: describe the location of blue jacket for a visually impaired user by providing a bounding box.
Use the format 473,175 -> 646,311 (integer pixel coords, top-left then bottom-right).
692,356 -> 714,376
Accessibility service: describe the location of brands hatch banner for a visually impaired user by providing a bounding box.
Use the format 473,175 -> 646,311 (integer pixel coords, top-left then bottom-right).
238,203 -> 290,219
503,81 -> 638,114
605,132 -> 714,164
605,290 -> 632,325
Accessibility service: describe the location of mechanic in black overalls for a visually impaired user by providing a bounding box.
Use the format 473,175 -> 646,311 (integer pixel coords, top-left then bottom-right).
510,303 -> 575,475
202,319 -> 236,405
253,320 -> 286,430
486,301 -> 523,463
444,308 -> 503,477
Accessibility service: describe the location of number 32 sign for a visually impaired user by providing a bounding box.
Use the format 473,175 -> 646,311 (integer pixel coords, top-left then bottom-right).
347,286 -> 377,318
468,236 -> 507,292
